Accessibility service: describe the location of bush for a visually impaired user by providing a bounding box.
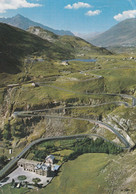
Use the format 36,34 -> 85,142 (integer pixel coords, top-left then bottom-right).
0,155 -> 8,170
18,175 -> 27,181
32,178 -> 41,186
0,129 -> 3,140
3,123 -> 11,140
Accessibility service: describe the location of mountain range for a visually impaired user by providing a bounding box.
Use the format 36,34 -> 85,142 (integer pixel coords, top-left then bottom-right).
0,14 -> 74,36
2,14 -> 136,48
89,18 -> 136,47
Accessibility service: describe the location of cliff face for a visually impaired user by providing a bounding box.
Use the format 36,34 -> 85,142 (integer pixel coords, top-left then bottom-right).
27,27 -> 59,43
103,109 -> 136,146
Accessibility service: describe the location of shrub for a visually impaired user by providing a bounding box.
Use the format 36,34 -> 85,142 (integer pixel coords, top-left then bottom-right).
18,175 -> 27,181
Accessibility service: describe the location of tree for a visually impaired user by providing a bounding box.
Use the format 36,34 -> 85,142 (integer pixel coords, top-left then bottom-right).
0,129 -> 3,140
3,130 -> 11,140
32,178 -> 41,187
3,123 -> 11,140
0,155 -> 8,170
25,181 -> 28,188
11,179 -> 15,187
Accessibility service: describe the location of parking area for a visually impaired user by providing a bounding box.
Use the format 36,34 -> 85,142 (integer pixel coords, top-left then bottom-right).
0,167 -> 52,187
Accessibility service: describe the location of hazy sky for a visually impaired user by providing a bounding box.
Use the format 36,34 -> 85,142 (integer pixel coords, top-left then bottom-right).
0,0 -> 136,33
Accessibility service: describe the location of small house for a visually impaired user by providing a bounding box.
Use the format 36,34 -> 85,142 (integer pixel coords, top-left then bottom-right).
9,149 -> 12,154
61,61 -> 69,66
31,82 -> 39,87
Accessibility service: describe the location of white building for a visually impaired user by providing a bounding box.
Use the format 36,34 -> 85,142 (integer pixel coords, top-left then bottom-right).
45,155 -> 55,164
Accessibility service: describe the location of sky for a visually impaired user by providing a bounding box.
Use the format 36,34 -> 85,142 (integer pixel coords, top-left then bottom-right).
0,0 -> 136,34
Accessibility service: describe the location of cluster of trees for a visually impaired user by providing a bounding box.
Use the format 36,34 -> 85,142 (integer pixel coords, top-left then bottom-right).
3,122 -> 25,140
3,123 -> 11,140
11,121 -> 27,138
0,155 -> 8,170
32,138 -> 123,163
0,129 -> 3,140
11,178 -> 28,188
33,144 -> 57,161
63,138 -> 123,161
33,150 -> 47,161
2,119 -> 30,141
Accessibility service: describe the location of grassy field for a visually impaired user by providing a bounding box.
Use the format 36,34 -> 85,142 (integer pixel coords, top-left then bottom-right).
30,153 -> 114,194
0,183 -> 30,194
0,153 -> 114,194
1,150 -> 136,194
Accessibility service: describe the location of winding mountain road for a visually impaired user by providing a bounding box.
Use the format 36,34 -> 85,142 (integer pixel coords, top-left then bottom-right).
14,113 -> 131,148
1,59 -> 136,180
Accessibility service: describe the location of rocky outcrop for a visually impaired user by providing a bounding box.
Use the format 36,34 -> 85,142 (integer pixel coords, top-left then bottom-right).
104,114 -> 135,147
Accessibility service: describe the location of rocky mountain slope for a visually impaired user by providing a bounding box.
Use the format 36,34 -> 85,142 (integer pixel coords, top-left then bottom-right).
0,23 -> 53,74
27,26 -> 112,55
0,14 -> 74,36
90,18 -> 136,47
0,23 -> 111,74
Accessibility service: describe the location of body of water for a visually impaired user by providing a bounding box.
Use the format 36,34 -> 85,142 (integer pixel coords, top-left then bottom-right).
64,59 -> 96,62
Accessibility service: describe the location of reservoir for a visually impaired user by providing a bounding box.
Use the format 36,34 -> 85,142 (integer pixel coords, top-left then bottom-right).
64,59 -> 96,62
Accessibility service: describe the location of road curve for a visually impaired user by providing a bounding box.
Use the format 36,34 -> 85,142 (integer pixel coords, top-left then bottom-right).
14,112 -> 131,149
37,83 -> 136,107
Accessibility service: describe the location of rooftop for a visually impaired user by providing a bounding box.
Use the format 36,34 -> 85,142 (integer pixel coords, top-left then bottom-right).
35,163 -> 50,171
18,158 -> 38,165
46,155 -> 55,160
